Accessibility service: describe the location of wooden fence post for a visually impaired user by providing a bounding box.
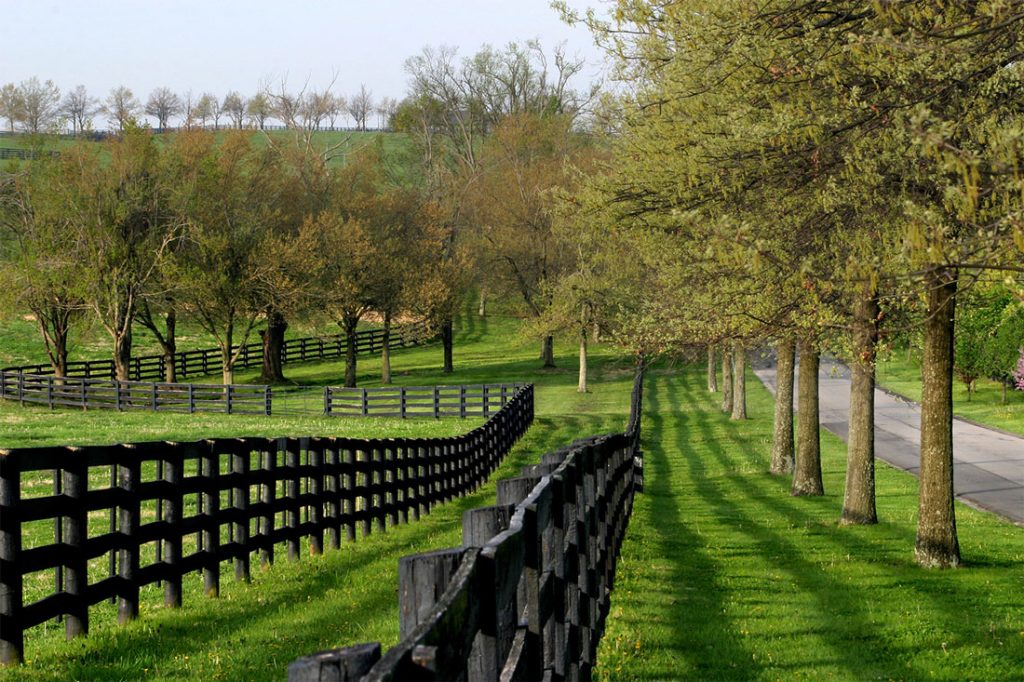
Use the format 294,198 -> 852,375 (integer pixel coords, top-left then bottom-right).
398,548 -> 465,638
0,452 -> 24,665
400,387 -> 406,419
433,386 -> 440,419
286,439 -> 300,560
117,449 -> 140,623
361,388 -> 368,417
309,443 -> 324,556
203,444 -> 220,597
260,446 -> 276,569
164,445 -> 184,608
287,643 -> 381,682
64,452 -> 88,640
233,444 -> 250,582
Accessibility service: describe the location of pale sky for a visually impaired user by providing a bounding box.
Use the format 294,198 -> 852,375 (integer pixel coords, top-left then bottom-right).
1,0 -> 608,125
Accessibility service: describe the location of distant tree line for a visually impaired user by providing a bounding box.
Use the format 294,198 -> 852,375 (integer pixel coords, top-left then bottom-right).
0,77 -> 399,135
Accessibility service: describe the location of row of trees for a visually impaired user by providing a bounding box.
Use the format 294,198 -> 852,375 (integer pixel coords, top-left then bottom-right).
0,78 -> 398,134
553,1 -> 1024,569
0,40 -> 605,391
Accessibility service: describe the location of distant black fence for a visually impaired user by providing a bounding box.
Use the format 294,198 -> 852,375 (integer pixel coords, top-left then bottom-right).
0,384 -> 534,665
0,373 -> 272,415
0,147 -> 60,160
325,383 -> 525,419
2,322 -> 429,383
289,364 -> 645,681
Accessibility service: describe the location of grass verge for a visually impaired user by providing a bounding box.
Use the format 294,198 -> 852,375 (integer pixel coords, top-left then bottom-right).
595,364 -> 1023,681
876,349 -> 1024,436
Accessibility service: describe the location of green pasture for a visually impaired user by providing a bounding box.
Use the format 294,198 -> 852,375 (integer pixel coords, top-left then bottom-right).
1,313 -> 1021,680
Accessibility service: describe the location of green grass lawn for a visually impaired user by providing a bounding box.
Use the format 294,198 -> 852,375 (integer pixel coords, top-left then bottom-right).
596,365 -> 1023,681
3,313 -> 1021,680
877,348 -> 1024,436
0,312 -> 636,680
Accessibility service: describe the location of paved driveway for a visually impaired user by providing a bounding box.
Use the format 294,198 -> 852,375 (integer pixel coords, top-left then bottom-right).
754,359 -> 1024,526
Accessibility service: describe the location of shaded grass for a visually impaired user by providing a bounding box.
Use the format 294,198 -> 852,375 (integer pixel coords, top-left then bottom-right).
596,365 -> 1024,681
877,349 -> 1024,436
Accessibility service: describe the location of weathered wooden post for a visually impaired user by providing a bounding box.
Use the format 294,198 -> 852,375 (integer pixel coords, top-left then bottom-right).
203,443 -> 220,597
0,450 -> 23,665
233,443 -> 250,582
118,448 -> 140,623
287,643 -> 381,682
64,451 -> 88,640
164,444 -> 184,608
398,547 -> 465,638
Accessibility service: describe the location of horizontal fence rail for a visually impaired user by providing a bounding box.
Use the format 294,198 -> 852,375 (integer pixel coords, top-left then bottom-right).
325,383 -> 525,419
0,384 -> 534,666
289,364 -> 645,681
0,374 -> 271,415
1,322 -> 430,383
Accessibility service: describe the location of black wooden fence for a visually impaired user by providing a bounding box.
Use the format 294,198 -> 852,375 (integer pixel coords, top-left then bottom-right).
0,373 -> 272,415
0,384 -> 534,665
1,322 -> 429,382
325,383 -> 526,419
289,364 -> 645,681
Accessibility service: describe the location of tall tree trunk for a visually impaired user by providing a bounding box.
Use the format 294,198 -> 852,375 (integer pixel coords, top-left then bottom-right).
731,341 -> 747,420
721,344 -> 733,413
542,335 -> 556,368
842,284 -> 879,525
441,316 -> 453,374
113,325 -> 133,382
162,309 -> 177,383
707,345 -> 718,392
381,311 -> 392,385
36,304 -> 72,379
792,339 -> 824,496
343,314 -> 359,388
221,322 -> 234,386
578,330 -> 588,393
770,338 -> 796,475
592,320 -> 600,343
916,268 -> 961,568
478,287 -> 486,317
259,309 -> 287,383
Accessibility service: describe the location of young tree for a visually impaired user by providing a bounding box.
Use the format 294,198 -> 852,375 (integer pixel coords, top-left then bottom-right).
61,85 -> 100,134
246,92 -> 272,130
103,86 -> 141,132
347,85 -> 373,131
17,77 -> 61,134
0,83 -> 23,132
222,91 -> 247,129
167,131 -> 278,384
0,158 -> 84,377
145,87 -> 183,130
194,92 -> 217,129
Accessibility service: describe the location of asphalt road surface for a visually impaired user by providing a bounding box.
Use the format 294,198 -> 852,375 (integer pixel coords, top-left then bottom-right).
754,358 -> 1024,526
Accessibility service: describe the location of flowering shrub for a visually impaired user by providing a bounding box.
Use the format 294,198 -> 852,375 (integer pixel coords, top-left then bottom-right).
1015,348 -> 1024,391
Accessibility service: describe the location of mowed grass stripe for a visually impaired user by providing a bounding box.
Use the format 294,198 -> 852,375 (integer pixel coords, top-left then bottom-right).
596,365 -> 1024,681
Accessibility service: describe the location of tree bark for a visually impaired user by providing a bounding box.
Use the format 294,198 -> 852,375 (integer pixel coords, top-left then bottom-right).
731,341 -> 747,420
478,287 -> 486,317
381,311 -> 392,385
343,314 -> 359,388
707,345 -> 718,392
259,309 -> 287,383
721,344 -> 733,413
162,310 -> 177,382
770,338 -> 796,475
792,339 -> 824,496
542,335 -> 556,368
441,316 -> 453,374
842,284 -> 879,525
915,268 -> 961,568
578,330 -> 588,393
35,304 -> 72,379
113,325 -> 133,382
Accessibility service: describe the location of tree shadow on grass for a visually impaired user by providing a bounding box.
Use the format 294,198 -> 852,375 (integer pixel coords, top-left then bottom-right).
602,371 -> 762,680
665,369 -> 1024,679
